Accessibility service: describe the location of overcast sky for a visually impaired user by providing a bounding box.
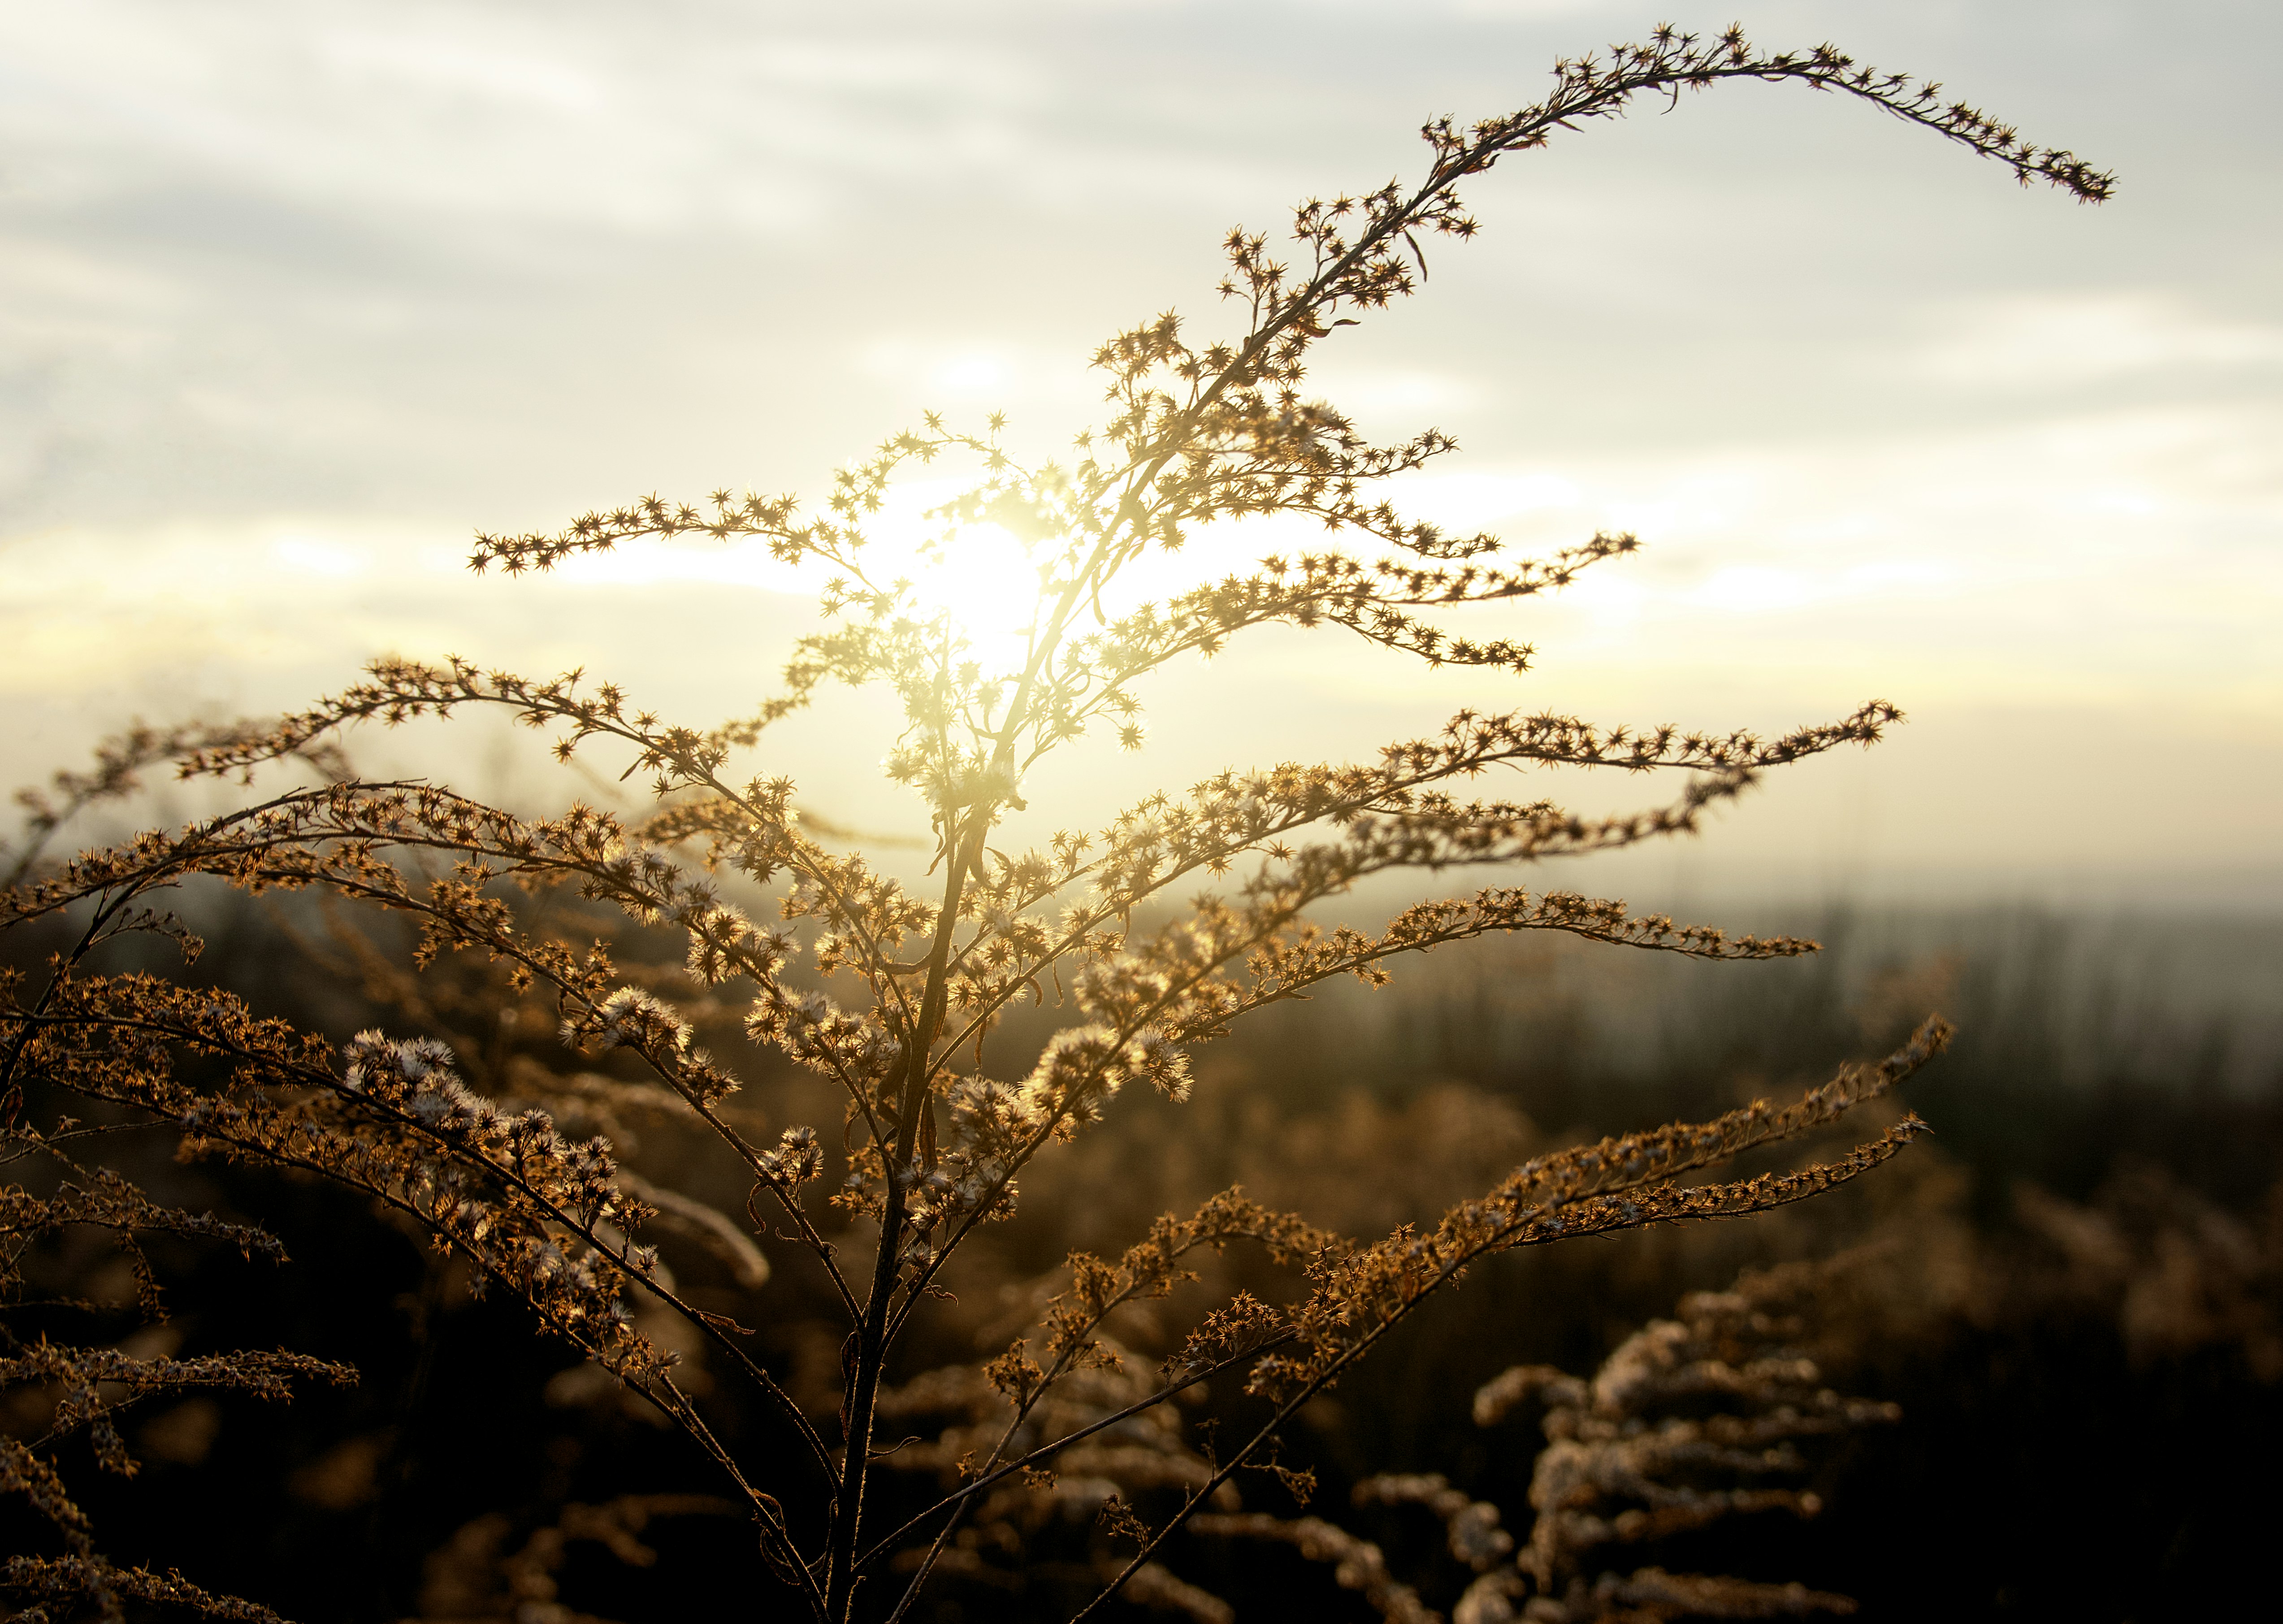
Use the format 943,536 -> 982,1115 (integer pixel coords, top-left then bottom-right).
3,0 -> 2277,914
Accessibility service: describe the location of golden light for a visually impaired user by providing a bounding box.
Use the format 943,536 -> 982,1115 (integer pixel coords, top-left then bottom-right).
903,519 -> 1042,676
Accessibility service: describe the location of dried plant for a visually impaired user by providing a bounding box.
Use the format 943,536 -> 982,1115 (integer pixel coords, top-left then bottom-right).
888,1256 -> 1903,1622
1183,1258 -> 1898,1624
411,1494 -> 741,1624
1,1120 -> 352,1622
0,27 -> 2106,1622
2007,1163 -> 2283,1380
1465,1259 -> 1899,1622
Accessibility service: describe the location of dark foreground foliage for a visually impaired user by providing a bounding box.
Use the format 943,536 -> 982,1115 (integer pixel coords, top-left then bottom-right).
7,898 -> 2275,1622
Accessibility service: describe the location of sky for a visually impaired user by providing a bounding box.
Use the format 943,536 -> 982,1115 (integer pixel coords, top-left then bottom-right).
2,0 -> 2278,917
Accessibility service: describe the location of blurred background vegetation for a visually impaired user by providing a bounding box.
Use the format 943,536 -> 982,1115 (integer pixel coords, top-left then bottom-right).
8,883 -> 2275,1622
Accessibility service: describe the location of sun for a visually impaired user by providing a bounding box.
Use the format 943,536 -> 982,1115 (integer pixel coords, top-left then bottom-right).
904,520 -> 1044,676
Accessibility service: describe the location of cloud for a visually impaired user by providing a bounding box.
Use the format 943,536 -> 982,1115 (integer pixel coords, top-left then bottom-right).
2,0 -> 2276,897
0,3 -> 1052,240
1911,294 -> 2283,389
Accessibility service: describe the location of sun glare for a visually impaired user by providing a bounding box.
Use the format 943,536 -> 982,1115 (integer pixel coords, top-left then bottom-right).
906,520 -> 1041,674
